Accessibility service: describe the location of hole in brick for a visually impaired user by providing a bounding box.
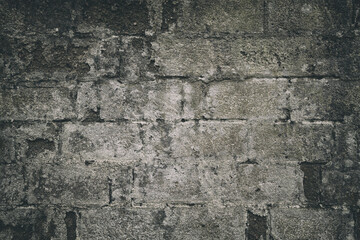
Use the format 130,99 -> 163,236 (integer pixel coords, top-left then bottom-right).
246,211 -> 267,240
26,138 -> 55,158
82,107 -> 103,122
64,211 -> 77,240
300,163 -> 322,205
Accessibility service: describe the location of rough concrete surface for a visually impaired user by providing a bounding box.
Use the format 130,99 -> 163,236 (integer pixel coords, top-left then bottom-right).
0,0 -> 359,239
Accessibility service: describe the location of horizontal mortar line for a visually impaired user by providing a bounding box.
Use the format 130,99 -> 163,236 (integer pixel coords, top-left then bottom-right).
169,31 -> 359,40
5,75 -> 360,88
154,75 -> 190,79
0,119 -> 75,124
300,161 -> 328,165
0,203 -> 356,211
275,119 -> 343,125
0,118 -> 247,124
131,201 -> 207,208
0,118 -> 348,125
139,75 -> 348,83
1,85 -> 58,89
300,120 -> 340,125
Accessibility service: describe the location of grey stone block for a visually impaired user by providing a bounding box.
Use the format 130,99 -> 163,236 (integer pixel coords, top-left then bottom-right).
270,208 -> 354,240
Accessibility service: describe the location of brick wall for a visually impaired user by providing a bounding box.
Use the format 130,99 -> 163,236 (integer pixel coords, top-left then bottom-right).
0,0 -> 359,239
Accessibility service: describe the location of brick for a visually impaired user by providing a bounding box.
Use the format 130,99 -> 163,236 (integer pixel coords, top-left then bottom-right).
1,1 -> 73,32
286,123 -> 335,163
77,81 -> 100,121
118,37 -> 155,82
76,35 -> 155,82
333,124 -> 360,171
81,0 -> 150,34
61,122 -> 144,163
321,169 -> 360,206
152,35 -> 344,79
204,79 -> 288,120
0,122 -> 61,164
270,208 -> 354,240
0,207 -> 72,240
78,206 -> 245,239
235,163 -> 304,205
181,81 -> 205,119
0,164 -> 26,206
290,79 -> 360,121
84,36 -> 122,79
168,121 -> 247,160
268,0 -> 352,34
133,158 -> 237,203
99,79 -> 287,121
133,158 -> 205,203
0,85 -> 76,121
26,164 -> 108,206
0,123 -> 15,164
26,162 -> 132,206
99,80 -> 183,121
134,159 -> 303,205
165,0 -> 263,33
163,206 -> 246,240
0,34 -> 90,82
248,122 -> 334,163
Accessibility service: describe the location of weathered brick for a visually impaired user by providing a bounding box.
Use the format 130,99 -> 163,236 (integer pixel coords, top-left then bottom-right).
139,120 -> 247,160
84,36 -> 121,79
0,208 -> 56,240
61,122 -> 144,163
235,163 -> 304,205
0,122 -> 60,164
81,0 -> 150,34
99,80 -> 183,121
133,158 -> 237,203
0,123 -> 15,164
152,35 -> 344,79
181,81 -> 205,119
204,79 -> 288,120
0,85 -> 76,121
76,81 -> 100,121
98,79 -> 289,121
168,121 -> 247,160
78,206 -> 246,239
0,136 -> 15,164
321,169 -> 360,206
0,207 -> 73,240
133,158 -> 205,203
1,0 -> 74,32
165,0 -> 263,33
82,36 -> 155,82
332,124 -> 360,171
133,158 -> 303,205
290,79 -> 360,121
0,164 -> 26,206
26,162 -> 132,206
0,34 -> 90,82
248,122 -> 334,163
270,208 -> 354,240
268,0 -> 352,34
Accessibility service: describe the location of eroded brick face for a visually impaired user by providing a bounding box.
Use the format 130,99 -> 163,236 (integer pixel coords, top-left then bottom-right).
0,0 -> 359,239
